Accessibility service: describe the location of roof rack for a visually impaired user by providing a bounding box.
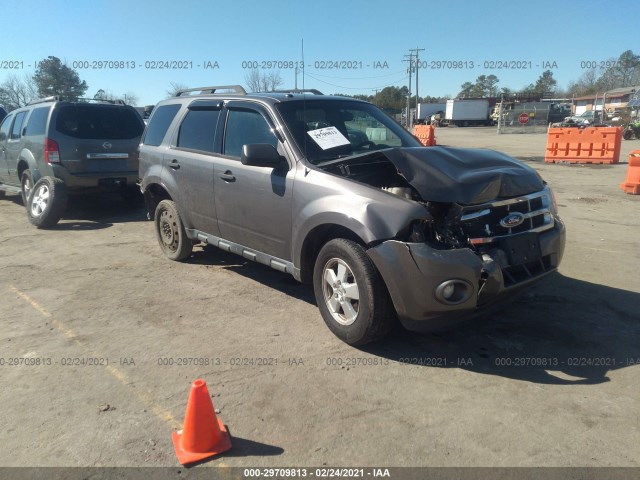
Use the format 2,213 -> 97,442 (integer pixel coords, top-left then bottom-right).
272,89 -> 323,95
75,98 -> 127,105
174,85 -> 247,97
27,96 -> 59,106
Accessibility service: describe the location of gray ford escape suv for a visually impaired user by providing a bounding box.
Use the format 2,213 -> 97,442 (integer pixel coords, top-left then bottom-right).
0,97 -> 144,227
139,86 -> 565,345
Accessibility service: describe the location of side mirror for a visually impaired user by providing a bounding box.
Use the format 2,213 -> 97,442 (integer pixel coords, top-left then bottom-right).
241,144 -> 285,168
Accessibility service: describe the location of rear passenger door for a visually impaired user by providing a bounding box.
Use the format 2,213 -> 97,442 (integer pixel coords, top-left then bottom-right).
213,103 -> 294,261
162,101 -> 222,236
3,111 -> 27,184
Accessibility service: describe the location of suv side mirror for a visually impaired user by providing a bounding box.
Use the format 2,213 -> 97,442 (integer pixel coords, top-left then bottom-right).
241,144 -> 285,168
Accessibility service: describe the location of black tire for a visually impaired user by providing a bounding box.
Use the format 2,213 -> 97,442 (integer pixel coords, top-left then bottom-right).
623,128 -> 633,140
27,177 -> 67,228
313,238 -> 395,345
154,199 -> 193,261
21,169 -> 34,206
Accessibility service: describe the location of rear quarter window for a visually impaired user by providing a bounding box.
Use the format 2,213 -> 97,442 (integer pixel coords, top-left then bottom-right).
0,114 -> 13,141
24,106 -> 50,136
142,104 -> 181,146
55,105 -> 144,140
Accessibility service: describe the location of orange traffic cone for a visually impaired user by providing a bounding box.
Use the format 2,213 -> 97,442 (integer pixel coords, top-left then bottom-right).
172,379 -> 232,465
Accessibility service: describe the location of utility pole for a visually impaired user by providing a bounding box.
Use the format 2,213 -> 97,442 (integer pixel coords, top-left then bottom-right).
410,47 -> 425,116
403,52 -> 414,127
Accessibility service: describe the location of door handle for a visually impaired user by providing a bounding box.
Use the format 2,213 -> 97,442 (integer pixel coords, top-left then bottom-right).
168,159 -> 180,170
219,170 -> 236,182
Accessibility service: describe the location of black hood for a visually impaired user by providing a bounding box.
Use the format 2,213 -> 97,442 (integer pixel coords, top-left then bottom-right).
381,147 -> 544,205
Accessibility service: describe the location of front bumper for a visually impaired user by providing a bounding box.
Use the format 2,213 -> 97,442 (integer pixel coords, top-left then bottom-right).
367,220 -> 566,331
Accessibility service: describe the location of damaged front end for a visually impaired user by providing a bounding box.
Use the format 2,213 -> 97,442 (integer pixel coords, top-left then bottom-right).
319,147 -> 566,331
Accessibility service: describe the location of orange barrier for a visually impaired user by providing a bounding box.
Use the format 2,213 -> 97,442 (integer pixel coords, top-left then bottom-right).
413,124 -> 436,146
620,150 -> 640,195
172,379 -> 232,465
545,127 -> 622,164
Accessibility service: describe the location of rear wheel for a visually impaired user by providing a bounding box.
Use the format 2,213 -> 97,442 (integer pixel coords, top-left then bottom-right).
27,177 -> 67,228
21,169 -> 34,206
623,128 -> 634,140
154,199 -> 193,261
313,238 -> 395,345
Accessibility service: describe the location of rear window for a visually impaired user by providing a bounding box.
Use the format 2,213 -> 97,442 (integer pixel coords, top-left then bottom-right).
143,104 -> 181,146
55,105 -> 144,139
24,106 -> 50,136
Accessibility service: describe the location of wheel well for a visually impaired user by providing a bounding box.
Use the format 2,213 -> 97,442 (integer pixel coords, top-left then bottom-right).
17,160 -> 29,179
299,224 -> 365,284
144,183 -> 172,218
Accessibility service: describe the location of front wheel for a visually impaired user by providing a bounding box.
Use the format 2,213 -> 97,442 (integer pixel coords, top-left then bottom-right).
154,199 -> 193,261
623,128 -> 634,140
313,239 -> 395,345
27,177 -> 67,228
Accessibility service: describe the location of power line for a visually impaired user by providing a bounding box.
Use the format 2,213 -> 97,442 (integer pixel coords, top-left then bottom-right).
303,71 -> 410,92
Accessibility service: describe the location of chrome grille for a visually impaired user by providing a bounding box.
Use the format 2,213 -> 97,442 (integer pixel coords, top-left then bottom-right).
460,188 -> 554,245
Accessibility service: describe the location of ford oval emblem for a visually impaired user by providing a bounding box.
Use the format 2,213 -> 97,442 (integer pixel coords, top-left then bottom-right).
500,212 -> 525,228
102,142 -> 112,150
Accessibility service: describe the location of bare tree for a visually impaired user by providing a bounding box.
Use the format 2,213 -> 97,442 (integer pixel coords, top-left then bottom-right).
166,82 -> 189,98
0,73 -> 38,111
244,69 -> 283,92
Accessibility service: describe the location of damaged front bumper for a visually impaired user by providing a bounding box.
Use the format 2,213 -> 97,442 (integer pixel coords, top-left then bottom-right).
367,220 -> 566,332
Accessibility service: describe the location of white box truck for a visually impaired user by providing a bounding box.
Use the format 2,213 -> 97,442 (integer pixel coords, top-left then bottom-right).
443,99 -> 490,126
416,103 -> 446,124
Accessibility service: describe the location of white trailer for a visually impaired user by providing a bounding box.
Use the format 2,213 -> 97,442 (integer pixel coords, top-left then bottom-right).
444,99 -> 490,126
416,103 -> 446,122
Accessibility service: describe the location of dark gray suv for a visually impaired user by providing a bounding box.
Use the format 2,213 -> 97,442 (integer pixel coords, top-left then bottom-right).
139,86 -> 566,345
0,97 -> 144,227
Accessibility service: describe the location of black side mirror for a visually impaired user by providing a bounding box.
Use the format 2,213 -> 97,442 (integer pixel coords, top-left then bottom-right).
241,144 -> 285,168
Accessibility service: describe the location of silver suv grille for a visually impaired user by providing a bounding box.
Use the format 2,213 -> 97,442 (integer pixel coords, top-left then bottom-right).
459,187 -> 554,245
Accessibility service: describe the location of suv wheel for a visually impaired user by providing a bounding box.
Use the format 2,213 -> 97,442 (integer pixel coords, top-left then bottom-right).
27,177 -> 68,228
21,169 -> 34,206
154,199 -> 193,261
313,238 -> 395,345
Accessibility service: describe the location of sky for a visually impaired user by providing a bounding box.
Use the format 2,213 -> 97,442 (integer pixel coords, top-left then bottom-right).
1,0 -> 638,106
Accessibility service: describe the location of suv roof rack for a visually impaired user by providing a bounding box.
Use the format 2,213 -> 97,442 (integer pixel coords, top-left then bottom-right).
175,85 -> 247,97
76,98 -> 127,105
272,89 -> 323,95
27,96 -> 59,106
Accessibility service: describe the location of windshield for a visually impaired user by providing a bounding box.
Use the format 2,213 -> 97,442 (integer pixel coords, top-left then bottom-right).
276,99 -> 421,164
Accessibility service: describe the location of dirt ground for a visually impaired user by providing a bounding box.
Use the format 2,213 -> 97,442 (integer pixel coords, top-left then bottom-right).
0,129 -> 639,473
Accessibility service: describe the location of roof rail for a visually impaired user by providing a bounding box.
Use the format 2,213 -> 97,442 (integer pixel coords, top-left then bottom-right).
272,89 -> 323,95
175,85 -> 247,97
27,96 -> 59,106
76,98 -> 127,105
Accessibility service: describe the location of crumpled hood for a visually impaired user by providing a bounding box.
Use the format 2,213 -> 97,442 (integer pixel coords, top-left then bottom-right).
381,147 -> 545,205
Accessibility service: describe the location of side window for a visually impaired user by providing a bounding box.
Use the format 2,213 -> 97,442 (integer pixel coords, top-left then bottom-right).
223,109 -> 278,158
0,114 -> 13,141
142,104 -> 181,146
177,109 -> 220,153
10,111 -> 27,140
24,107 -> 50,136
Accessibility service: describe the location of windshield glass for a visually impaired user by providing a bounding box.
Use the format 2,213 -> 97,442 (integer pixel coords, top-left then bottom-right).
276,99 -> 421,164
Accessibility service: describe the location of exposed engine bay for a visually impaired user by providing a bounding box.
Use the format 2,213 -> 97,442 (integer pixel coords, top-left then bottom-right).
319,147 -> 551,251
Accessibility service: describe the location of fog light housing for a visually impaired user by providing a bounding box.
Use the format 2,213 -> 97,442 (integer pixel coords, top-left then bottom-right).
435,279 -> 473,305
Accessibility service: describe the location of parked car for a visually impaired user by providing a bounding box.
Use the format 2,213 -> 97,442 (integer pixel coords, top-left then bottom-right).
557,110 -> 604,127
0,97 -> 145,227
139,85 -> 566,345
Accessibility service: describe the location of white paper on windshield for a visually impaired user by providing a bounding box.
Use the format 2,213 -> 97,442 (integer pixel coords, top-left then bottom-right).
307,126 -> 351,150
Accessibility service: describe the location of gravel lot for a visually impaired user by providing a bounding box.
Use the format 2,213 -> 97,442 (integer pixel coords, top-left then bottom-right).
1,128 -> 639,472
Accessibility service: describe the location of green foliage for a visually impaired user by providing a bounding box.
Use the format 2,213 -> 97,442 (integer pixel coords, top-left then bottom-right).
457,75 -> 499,97
33,56 -> 88,100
